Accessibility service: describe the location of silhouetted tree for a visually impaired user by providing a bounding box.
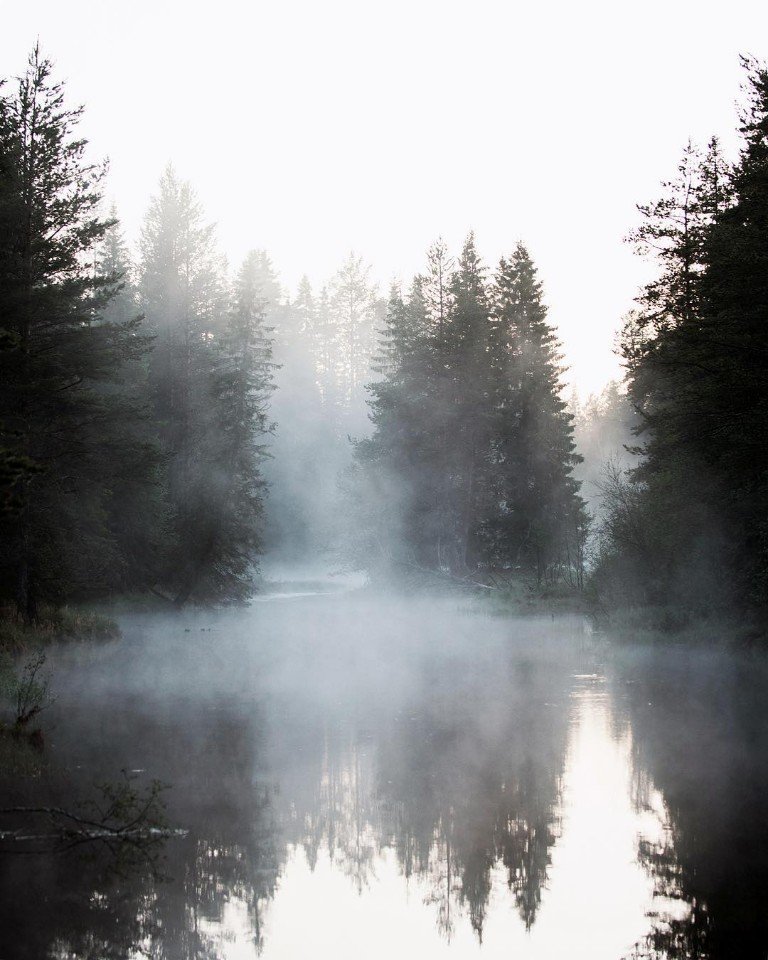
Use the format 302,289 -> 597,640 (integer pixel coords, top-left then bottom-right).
0,48 -> 153,618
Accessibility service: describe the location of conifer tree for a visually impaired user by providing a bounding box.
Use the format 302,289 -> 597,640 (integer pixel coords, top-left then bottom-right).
93,215 -> 162,592
138,168 -> 231,603
0,48 -> 153,618
441,234 -> 493,571
689,64 -> 768,604
488,244 -> 584,583
607,135 -> 740,611
206,252 -> 275,599
329,253 -> 378,428
597,67 -> 768,615
356,235 -> 584,587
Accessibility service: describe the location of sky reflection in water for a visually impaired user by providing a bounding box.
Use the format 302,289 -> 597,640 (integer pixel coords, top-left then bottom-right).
2,591 -> 759,959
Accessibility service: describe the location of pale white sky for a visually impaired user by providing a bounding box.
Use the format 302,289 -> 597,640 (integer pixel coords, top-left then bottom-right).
3,0 -> 768,395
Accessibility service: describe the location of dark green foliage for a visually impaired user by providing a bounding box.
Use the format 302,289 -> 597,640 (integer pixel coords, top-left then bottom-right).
485,244 -> 586,582
356,234 -> 585,587
0,51 -> 275,622
139,172 -> 274,604
0,48 -> 154,620
596,61 -> 768,624
205,252 -> 275,599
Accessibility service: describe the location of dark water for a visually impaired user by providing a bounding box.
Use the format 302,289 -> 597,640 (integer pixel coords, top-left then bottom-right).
1,585 -> 767,959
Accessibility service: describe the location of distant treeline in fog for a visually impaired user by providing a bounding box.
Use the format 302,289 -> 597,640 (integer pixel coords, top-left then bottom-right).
1,47 -> 767,636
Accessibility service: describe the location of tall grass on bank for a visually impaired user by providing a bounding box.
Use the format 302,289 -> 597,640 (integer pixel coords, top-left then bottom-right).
0,605 -> 120,652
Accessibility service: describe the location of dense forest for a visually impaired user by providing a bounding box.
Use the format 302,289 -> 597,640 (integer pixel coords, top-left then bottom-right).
1,47 -> 768,640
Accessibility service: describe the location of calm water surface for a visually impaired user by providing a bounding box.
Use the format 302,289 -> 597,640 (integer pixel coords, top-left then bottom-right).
1,583 -> 767,959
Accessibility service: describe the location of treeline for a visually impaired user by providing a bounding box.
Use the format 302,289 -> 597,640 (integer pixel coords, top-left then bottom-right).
594,59 -> 768,629
350,237 -> 587,588
0,50 -> 274,619
4,45 -> 767,632
260,252 -> 383,559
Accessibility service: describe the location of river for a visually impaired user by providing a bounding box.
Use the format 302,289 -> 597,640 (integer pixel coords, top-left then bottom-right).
1,579 -> 766,959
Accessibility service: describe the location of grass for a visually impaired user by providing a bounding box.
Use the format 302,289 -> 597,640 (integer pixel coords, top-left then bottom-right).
591,603 -> 767,648
479,576 -> 591,618
0,604 -> 120,652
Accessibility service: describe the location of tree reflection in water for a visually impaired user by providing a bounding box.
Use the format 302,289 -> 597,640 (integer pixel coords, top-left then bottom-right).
4,603 -> 763,958
618,647 -> 768,960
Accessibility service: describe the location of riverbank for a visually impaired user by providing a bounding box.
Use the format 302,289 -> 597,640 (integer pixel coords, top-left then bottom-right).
0,605 -> 120,652
591,603 -> 768,648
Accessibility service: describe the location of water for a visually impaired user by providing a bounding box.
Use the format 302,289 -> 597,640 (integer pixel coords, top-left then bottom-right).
1,586 -> 767,959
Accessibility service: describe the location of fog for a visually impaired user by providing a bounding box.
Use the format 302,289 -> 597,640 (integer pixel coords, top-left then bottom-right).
2,585 -> 767,958
2,6 -> 768,959
4,0 -> 768,397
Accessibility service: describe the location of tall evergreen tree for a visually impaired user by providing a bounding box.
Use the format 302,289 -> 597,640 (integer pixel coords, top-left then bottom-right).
206,252 -> 275,599
329,253 -> 378,429
488,244 -> 584,583
93,214 -> 162,593
355,235 -> 584,587
597,64 -> 768,618
139,167 -> 243,604
441,234 -> 493,571
0,48 -> 153,618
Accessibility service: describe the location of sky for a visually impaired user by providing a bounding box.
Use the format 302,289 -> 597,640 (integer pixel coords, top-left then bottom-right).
3,0 -> 768,395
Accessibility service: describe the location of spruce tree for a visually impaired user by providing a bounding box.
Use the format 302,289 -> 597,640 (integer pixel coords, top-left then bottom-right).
356,235 -> 584,587
610,132 -> 743,612
329,253 -> 378,429
489,244 -> 584,583
138,167 -> 230,603
692,63 -> 768,605
206,252 -> 275,599
0,48 -> 153,618
442,233 -> 493,571
93,215 -> 162,593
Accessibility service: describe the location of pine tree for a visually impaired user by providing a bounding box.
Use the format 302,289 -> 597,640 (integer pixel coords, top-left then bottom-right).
0,48 -> 153,618
609,132 -> 743,612
353,280 -> 434,569
93,214 -> 162,593
138,167 -> 231,603
488,244 -> 584,583
355,235 -> 584,587
442,233 -> 493,571
692,62 -> 768,605
206,252 -> 275,599
329,253 -> 378,428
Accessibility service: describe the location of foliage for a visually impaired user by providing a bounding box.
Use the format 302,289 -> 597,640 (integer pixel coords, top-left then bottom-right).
593,60 -> 768,630
138,170 -> 275,605
0,51 -> 277,614
353,235 -> 586,588
0,605 -> 119,651
0,48 -> 155,619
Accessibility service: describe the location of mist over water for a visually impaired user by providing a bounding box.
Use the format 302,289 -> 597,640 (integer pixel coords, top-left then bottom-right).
2,577 -> 766,959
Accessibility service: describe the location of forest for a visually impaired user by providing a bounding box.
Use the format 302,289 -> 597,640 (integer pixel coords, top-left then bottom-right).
3,17 -> 768,960
0,47 -> 767,641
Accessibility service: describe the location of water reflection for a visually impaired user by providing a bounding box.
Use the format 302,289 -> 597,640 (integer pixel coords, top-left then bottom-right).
0,597 -> 766,958
616,648 -> 768,959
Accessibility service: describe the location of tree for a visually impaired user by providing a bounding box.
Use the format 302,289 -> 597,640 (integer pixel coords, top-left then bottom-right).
352,279 -> 434,571
0,48 -> 153,619
329,253 -> 378,428
93,214 -> 164,592
692,63 -> 768,606
140,192 -> 276,603
205,252 -> 275,600
597,62 -> 768,619
354,235 -> 585,588
488,244 -> 585,583
441,233 -> 493,571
